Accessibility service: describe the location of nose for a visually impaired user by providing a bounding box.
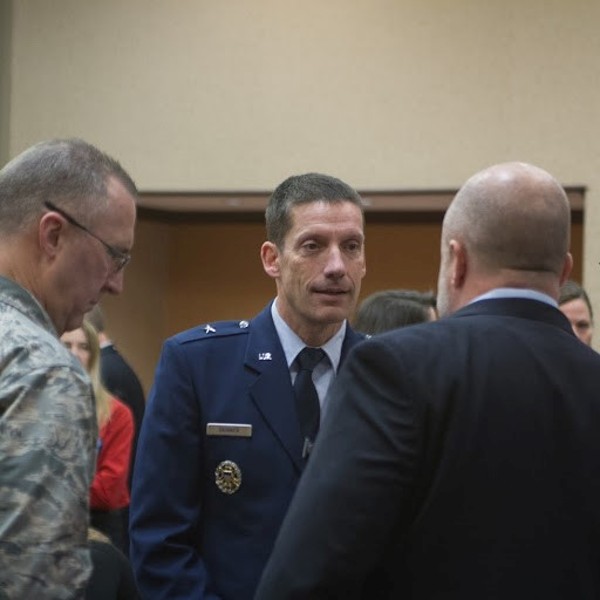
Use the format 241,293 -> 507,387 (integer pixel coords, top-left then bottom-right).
104,268 -> 125,295
323,246 -> 346,279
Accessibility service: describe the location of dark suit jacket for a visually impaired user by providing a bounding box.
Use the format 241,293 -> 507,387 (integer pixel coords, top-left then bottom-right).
87,539 -> 139,600
101,344 -> 146,447
256,298 -> 600,599
129,302 -> 364,599
100,345 -> 145,556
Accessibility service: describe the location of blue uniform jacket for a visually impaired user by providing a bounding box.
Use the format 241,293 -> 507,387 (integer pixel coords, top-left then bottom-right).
129,302 -> 364,599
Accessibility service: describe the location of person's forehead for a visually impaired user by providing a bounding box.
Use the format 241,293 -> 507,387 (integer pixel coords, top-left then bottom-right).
94,177 -> 137,240
560,298 -> 591,317
288,200 -> 364,229
106,174 -> 136,201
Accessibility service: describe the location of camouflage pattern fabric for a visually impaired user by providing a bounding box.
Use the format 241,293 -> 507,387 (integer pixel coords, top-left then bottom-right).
0,276 -> 97,599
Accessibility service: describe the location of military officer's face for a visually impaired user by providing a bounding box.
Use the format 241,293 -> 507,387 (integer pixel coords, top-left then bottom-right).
61,327 -> 92,370
262,200 -> 366,342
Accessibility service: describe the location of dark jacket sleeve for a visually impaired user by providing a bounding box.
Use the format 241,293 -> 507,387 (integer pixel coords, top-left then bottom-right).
129,339 -> 221,600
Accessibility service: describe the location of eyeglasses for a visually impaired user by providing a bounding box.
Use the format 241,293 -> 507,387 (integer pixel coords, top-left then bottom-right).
44,201 -> 131,272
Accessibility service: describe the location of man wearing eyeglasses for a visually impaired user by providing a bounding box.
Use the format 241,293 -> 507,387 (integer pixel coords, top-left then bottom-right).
0,138 -> 137,599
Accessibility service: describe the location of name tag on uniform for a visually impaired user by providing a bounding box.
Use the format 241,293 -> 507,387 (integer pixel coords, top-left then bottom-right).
206,423 -> 253,438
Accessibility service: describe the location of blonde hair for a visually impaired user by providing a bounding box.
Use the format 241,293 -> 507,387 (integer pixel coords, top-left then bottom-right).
80,319 -> 112,428
88,526 -> 111,544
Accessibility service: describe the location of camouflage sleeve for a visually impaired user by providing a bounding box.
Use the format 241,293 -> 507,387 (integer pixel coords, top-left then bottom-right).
0,364 -> 97,600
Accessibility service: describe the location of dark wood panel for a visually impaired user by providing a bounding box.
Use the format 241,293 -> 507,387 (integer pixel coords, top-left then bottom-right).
163,217 -> 583,336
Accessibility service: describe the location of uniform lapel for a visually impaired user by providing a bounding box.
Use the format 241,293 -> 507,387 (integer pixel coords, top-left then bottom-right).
246,305 -> 304,473
245,308 -> 365,473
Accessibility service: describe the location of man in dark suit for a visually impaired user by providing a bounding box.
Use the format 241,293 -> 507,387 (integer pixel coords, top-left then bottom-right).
87,304 -> 146,466
129,173 -> 367,599
256,162 -> 600,599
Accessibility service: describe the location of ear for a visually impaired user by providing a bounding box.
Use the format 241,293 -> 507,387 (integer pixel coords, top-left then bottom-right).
38,212 -> 64,259
559,252 -> 573,286
260,241 -> 280,280
449,239 -> 468,289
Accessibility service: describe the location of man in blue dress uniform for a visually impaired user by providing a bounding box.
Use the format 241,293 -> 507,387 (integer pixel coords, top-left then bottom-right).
130,172 -> 367,599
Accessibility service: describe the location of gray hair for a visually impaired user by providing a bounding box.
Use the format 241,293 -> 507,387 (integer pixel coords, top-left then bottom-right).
0,138 -> 137,234
265,172 -> 364,248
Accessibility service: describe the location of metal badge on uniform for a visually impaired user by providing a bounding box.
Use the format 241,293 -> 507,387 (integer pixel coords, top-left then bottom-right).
206,423 -> 252,437
215,460 -> 242,494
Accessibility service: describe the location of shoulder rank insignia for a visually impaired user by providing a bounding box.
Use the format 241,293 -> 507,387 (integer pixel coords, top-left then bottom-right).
204,324 -> 216,334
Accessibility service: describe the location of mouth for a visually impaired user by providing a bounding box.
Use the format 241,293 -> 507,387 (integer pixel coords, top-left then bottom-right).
314,288 -> 349,297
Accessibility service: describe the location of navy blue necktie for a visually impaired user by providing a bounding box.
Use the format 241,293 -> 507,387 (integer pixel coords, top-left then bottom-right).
294,347 -> 325,457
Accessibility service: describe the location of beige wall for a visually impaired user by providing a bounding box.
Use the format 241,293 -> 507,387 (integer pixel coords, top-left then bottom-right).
4,1 -> 600,388
8,2 -> 600,189
0,0 -> 11,164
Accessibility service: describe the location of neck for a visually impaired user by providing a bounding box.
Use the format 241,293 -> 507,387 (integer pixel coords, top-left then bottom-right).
274,299 -> 344,347
455,273 -> 560,315
295,322 -> 343,347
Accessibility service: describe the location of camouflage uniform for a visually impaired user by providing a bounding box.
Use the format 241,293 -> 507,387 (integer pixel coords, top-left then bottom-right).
0,276 -> 97,599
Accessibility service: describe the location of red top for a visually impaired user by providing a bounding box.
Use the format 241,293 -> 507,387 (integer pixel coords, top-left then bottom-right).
90,397 -> 134,510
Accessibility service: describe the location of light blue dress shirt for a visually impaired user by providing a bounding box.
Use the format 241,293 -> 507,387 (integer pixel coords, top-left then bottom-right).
271,299 -> 345,417
470,287 -> 558,307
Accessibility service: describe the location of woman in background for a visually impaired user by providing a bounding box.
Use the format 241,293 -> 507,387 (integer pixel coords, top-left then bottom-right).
61,320 -> 134,551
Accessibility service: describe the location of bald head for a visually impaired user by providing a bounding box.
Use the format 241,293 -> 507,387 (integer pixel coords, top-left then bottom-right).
444,162 -> 570,274
437,162 -> 572,316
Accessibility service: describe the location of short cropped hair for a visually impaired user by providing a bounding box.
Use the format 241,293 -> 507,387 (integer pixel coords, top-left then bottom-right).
265,172 -> 364,248
0,138 -> 137,234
